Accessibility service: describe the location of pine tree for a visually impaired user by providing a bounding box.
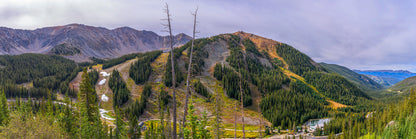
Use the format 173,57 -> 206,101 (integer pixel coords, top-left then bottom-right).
46,89 -> 53,116
0,89 -> 9,125
61,92 -> 75,137
129,115 -> 139,138
188,98 -> 198,139
78,68 -> 104,138
198,111 -> 211,139
115,106 -> 126,139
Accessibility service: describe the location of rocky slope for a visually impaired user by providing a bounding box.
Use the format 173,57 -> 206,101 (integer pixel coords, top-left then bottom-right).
0,24 -> 191,62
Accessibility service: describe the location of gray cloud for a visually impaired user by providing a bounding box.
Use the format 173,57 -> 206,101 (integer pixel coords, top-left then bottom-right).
1,0 -> 416,71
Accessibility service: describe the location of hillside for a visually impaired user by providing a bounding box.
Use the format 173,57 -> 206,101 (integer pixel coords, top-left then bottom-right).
319,63 -> 383,91
155,31 -> 371,129
354,70 -> 416,86
0,31 -> 374,138
0,24 -> 191,62
389,76 -> 416,94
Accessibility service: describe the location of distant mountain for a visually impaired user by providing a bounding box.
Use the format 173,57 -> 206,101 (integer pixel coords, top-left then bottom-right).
0,24 -> 191,62
319,63 -> 383,91
354,70 -> 416,86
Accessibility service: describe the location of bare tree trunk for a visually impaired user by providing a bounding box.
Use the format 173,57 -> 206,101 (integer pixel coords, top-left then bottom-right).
215,84 -> 221,139
181,8 -> 198,137
164,3 -> 177,139
234,101 -> 237,139
258,101 -> 262,138
238,67 -> 245,139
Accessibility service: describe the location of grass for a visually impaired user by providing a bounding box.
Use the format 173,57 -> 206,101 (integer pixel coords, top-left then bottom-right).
92,64 -> 103,70
223,130 -> 260,138
223,123 -> 261,131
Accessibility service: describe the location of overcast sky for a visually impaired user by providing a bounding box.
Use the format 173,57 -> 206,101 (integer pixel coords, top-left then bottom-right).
1,0 -> 416,71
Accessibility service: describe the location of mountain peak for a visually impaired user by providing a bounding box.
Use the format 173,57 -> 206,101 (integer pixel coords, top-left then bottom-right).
0,24 -> 191,62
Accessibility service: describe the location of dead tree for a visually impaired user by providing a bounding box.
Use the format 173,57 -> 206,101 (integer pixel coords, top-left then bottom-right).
181,7 -> 198,136
235,101 -> 237,139
163,3 -> 177,139
238,64 -> 246,139
258,101 -> 262,138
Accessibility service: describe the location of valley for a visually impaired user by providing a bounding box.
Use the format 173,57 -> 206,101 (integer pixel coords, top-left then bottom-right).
1,1 -> 416,138
0,28 -> 415,139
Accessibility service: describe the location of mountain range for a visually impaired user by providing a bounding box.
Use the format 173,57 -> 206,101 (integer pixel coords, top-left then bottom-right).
0,27 -> 374,132
354,70 -> 416,86
0,24 -> 191,62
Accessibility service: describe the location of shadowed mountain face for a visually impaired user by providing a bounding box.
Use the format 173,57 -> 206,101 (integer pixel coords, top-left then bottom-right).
0,24 -> 191,62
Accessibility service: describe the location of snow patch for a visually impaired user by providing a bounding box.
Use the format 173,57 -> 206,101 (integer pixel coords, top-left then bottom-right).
99,109 -> 115,121
98,79 -> 106,85
101,94 -> 109,102
100,71 -> 110,77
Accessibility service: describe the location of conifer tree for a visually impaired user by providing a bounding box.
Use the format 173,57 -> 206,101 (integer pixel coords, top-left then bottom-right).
115,107 -> 125,139
129,115 -> 139,138
78,68 -> 104,138
61,92 -> 75,137
0,89 -> 9,125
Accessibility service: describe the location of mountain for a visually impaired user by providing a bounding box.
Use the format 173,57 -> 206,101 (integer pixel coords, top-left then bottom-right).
354,70 -> 416,86
0,24 -> 191,62
0,30 -> 372,137
319,63 -> 383,91
154,31 -> 371,128
389,76 -> 416,94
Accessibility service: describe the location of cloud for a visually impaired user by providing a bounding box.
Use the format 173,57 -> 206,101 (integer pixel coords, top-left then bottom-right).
1,0 -> 416,71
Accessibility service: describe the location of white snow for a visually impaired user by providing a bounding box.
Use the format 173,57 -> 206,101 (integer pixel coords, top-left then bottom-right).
99,109 -> 115,121
100,71 -> 110,77
101,94 -> 109,102
98,79 -> 106,85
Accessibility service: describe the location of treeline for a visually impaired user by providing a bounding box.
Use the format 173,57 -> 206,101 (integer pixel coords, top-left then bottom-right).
213,63 -> 252,106
226,38 -> 289,94
109,70 -> 130,107
129,51 -> 162,84
275,43 -> 320,75
242,38 -> 262,56
90,52 -> 144,69
88,70 -> 99,86
184,38 -> 213,75
194,80 -> 210,100
0,54 -> 77,84
260,80 -> 329,129
125,84 -> 152,119
304,71 -> 370,105
0,54 -> 80,98
163,46 -> 187,87
0,69 -> 112,138
49,43 -> 81,56
256,70 -> 290,93
1,84 -> 55,99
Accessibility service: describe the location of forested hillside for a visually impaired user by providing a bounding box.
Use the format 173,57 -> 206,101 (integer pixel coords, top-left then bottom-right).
0,31 -> 379,138
319,63 -> 383,91
389,76 -> 416,94
0,54 -> 80,98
